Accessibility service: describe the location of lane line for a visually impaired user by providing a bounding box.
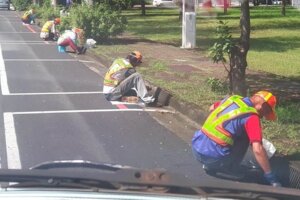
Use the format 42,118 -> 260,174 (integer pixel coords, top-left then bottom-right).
4,91 -> 104,96
0,32 -> 37,34
24,25 -> 36,33
0,40 -> 43,43
3,113 -> 21,169
0,42 -> 56,46
0,43 -> 55,45
11,108 -> 175,115
0,45 -> 10,95
4,59 -> 95,63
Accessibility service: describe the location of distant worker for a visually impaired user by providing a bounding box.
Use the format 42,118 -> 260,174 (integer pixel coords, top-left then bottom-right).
40,18 -> 61,41
57,28 -> 86,54
103,51 -> 156,105
192,91 -> 282,187
21,8 -> 35,24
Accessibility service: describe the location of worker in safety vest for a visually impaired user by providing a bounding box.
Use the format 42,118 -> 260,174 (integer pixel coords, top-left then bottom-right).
21,8 -> 35,24
40,18 -> 61,41
103,51 -> 156,105
192,91 -> 281,187
57,28 -> 86,54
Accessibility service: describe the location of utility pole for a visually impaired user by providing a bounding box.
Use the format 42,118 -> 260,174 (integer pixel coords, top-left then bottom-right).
181,0 -> 196,49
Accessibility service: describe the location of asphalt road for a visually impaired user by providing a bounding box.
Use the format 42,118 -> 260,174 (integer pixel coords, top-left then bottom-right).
0,10 -> 207,181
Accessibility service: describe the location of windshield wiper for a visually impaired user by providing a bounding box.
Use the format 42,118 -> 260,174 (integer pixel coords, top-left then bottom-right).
30,160 -> 132,171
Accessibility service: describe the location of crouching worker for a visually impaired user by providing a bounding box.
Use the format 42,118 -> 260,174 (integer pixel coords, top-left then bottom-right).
57,28 -> 86,54
192,91 -> 282,187
103,51 -> 156,105
21,8 -> 35,24
40,18 -> 61,41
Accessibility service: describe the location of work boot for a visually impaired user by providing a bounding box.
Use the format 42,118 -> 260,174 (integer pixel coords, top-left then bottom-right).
121,96 -> 139,103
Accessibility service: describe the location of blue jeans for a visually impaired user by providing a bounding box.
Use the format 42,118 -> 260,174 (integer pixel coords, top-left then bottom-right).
192,133 -> 250,172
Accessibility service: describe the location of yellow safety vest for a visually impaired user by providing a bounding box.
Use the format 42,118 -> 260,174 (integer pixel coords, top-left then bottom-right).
201,95 -> 258,146
21,10 -> 32,20
104,58 -> 133,87
41,21 -> 54,33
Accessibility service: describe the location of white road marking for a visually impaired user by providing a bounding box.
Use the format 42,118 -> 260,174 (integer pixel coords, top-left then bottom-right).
0,42 -> 53,45
11,108 -> 175,115
0,41 -> 45,43
5,91 -> 104,96
0,32 -> 36,34
0,44 -> 10,95
4,59 -> 95,63
3,113 -> 21,169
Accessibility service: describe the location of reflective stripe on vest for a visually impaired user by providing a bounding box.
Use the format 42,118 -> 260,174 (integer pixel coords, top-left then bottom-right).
104,58 -> 133,87
201,95 -> 258,146
41,21 -> 54,33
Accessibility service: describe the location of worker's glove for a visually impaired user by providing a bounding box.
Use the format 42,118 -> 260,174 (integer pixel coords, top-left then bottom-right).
264,171 -> 282,187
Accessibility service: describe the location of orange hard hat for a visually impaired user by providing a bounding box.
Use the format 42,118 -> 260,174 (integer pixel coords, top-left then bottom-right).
54,18 -> 61,25
130,51 -> 142,63
254,91 -> 277,120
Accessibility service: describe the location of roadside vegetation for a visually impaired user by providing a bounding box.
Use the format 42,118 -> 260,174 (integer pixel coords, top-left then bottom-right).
93,6 -> 300,156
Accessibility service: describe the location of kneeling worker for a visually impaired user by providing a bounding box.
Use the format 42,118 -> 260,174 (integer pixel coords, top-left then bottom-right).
40,18 -> 61,41
192,91 -> 281,187
103,51 -> 155,105
21,8 -> 35,24
57,28 -> 86,54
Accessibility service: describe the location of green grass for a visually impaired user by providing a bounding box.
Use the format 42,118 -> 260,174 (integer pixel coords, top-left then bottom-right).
123,6 -> 300,78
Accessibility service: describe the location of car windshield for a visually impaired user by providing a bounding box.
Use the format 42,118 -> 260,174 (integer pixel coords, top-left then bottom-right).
0,0 -> 300,199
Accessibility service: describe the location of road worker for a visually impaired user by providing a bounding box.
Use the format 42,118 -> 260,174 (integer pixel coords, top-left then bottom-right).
192,91 -> 282,187
40,18 -> 61,41
21,8 -> 35,24
103,51 -> 156,105
57,28 -> 86,54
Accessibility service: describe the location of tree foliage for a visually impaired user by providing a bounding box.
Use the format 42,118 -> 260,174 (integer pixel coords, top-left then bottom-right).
209,21 -> 234,65
209,21 -> 235,93
93,0 -> 137,9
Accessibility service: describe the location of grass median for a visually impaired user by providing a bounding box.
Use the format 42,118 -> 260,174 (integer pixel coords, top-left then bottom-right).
92,6 -> 300,157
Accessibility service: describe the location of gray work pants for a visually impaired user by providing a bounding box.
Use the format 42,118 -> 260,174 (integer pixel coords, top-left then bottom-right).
105,73 -> 151,102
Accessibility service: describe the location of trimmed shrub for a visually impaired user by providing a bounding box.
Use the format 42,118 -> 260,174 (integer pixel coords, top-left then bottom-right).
11,0 -> 31,10
36,5 -> 61,25
59,3 -> 127,41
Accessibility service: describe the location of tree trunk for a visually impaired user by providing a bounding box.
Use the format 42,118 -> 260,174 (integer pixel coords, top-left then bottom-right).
230,46 -> 247,96
229,0 -> 250,96
281,0 -> 286,16
141,0 -> 146,16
